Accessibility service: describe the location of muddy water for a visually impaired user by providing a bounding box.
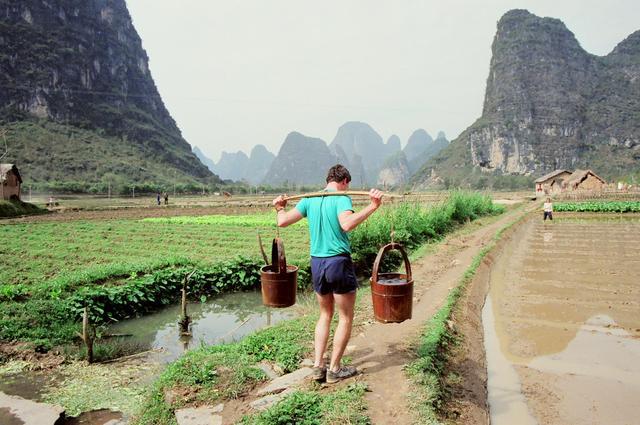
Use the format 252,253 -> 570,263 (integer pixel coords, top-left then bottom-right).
483,215 -> 640,425
0,290 -> 296,425
108,290 -> 296,363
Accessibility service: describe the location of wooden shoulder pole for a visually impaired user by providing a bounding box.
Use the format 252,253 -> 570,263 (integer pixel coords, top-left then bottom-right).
283,191 -> 401,201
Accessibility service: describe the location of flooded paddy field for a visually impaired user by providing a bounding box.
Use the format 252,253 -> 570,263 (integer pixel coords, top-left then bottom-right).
483,215 -> 640,424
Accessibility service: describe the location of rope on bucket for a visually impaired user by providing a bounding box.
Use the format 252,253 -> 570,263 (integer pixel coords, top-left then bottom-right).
390,213 -> 395,245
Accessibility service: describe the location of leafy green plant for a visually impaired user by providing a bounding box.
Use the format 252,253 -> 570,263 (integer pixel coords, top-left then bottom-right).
554,201 -> 640,213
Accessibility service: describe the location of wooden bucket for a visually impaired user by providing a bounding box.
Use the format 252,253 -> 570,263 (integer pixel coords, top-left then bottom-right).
260,238 -> 298,308
370,242 -> 413,323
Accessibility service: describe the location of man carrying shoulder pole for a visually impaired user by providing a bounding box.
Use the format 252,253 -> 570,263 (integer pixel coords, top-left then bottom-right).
272,164 -> 383,383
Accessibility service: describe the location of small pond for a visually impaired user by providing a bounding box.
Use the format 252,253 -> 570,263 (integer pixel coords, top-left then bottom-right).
108,289 -> 298,363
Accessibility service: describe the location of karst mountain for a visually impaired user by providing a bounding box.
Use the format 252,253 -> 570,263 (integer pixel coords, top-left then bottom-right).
0,0 -> 219,188
413,9 -> 640,188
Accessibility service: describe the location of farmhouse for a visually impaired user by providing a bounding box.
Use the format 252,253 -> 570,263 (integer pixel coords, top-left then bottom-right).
534,169 -> 572,195
0,163 -> 22,200
565,169 -> 606,191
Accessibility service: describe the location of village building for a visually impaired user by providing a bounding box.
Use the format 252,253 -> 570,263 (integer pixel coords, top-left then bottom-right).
0,163 -> 22,201
565,169 -> 606,191
534,169 -> 572,196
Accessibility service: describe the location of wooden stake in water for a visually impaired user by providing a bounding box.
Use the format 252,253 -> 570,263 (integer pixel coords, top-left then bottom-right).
179,270 -> 196,336
77,306 -> 94,363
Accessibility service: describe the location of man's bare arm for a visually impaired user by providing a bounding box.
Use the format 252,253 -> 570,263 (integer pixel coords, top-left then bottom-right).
338,189 -> 383,232
272,194 -> 304,227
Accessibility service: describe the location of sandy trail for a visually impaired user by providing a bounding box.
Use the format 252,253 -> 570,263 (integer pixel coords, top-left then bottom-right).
353,205 -> 528,424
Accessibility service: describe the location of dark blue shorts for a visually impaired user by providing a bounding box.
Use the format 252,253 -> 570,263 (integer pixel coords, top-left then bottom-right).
311,254 -> 358,295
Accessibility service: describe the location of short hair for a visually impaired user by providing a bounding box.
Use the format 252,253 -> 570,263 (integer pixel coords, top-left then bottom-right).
326,164 -> 351,184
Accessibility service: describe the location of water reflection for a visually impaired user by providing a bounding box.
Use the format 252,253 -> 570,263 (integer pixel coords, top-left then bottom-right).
483,295 -> 537,425
529,314 -> 640,385
109,290 -> 296,363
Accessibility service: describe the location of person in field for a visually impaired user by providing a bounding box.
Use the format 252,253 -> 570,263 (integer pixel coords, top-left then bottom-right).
272,164 -> 383,384
543,197 -> 553,220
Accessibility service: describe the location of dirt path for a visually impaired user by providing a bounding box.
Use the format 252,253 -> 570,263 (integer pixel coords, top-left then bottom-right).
352,204 -> 530,424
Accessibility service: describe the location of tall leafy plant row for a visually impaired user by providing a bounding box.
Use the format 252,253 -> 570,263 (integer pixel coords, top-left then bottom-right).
66,257 -> 266,323
350,191 -> 503,272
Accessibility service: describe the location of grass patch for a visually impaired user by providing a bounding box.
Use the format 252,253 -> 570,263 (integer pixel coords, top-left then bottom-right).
0,199 -> 45,218
133,315 -> 315,425
41,361 -> 155,417
62,337 -> 148,363
350,191 -> 504,274
240,383 -> 370,425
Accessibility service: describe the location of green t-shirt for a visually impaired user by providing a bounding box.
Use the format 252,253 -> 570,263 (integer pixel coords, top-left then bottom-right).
295,194 -> 353,257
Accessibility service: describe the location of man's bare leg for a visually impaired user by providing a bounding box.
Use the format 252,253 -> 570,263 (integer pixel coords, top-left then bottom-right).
314,292 -> 334,368
329,291 -> 356,371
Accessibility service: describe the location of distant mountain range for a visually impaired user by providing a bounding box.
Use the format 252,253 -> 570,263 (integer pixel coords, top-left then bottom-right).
193,144 -> 275,185
413,9 -> 640,188
196,123 -> 449,188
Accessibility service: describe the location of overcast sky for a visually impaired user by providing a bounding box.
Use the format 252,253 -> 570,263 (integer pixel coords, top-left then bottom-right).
126,0 -> 639,163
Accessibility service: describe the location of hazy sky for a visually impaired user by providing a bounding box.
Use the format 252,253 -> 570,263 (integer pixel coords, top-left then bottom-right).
126,1 -> 639,163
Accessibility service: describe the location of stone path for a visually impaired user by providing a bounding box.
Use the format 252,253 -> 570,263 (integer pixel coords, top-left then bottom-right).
175,363 -> 314,424
0,391 -> 64,425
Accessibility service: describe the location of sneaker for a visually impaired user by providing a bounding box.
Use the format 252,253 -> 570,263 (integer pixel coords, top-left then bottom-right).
311,366 -> 326,382
326,366 -> 358,384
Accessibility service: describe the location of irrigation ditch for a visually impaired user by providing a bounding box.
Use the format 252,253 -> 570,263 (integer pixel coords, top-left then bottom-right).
443,207 -> 640,425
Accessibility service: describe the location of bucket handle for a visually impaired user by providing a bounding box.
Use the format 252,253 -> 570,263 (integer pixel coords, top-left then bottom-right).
371,242 -> 412,283
271,238 -> 287,274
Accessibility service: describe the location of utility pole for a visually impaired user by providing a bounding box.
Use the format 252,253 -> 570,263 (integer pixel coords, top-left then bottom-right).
0,130 -> 7,201
108,180 -> 111,199
173,170 -> 177,198
132,185 -> 135,198
29,185 -> 32,202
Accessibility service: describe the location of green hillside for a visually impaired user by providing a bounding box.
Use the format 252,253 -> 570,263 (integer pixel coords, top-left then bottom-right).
3,119 -> 219,193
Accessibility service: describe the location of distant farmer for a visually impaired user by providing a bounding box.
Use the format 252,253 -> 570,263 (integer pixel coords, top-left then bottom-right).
156,192 -> 161,205
543,197 -> 553,221
272,164 -> 383,384
163,192 -> 168,205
